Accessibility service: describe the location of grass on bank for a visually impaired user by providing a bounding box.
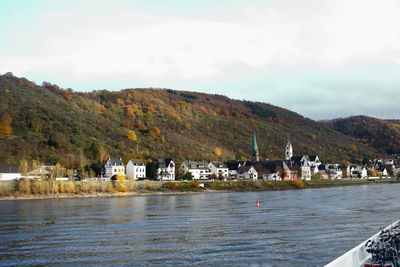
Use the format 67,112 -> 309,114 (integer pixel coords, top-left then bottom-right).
0,178 -> 399,197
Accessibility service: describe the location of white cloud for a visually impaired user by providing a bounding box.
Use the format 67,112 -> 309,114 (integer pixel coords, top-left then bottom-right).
1,0 -> 400,119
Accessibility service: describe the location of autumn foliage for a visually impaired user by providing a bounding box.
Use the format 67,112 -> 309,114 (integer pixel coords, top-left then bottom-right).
0,117 -> 12,135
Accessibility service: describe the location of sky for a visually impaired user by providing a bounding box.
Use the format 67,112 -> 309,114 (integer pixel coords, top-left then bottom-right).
1,0 -> 400,120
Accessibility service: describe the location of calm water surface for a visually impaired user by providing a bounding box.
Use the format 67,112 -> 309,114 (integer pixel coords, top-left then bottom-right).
1,183 -> 400,266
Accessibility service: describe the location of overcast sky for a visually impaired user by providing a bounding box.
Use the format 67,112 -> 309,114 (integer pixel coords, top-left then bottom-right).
1,0 -> 400,120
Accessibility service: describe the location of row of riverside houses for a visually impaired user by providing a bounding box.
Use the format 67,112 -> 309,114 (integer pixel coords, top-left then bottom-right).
103,158 -> 229,181
100,133 -> 398,181
1,133 -> 399,181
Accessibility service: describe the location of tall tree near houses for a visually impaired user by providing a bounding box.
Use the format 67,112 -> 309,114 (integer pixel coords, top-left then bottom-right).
19,160 -> 28,176
55,162 -> 64,178
31,160 -> 38,172
98,144 -> 108,164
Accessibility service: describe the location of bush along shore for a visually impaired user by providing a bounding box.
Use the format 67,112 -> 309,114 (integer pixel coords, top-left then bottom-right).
0,178 -> 399,200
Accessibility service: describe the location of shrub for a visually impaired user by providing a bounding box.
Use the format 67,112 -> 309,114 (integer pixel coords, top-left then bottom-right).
293,179 -> 305,189
18,178 -> 31,194
115,181 -> 127,192
51,182 -> 59,194
59,181 -> 65,193
65,181 -> 76,193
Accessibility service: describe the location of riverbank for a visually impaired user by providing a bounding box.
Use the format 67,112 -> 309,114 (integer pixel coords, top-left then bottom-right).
0,178 -> 399,200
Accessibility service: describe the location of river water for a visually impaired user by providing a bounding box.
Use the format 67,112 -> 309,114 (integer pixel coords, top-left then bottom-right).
0,183 -> 399,266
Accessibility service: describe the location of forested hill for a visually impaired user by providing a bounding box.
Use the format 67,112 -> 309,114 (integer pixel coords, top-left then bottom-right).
0,73 -> 383,169
323,116 -> 400,155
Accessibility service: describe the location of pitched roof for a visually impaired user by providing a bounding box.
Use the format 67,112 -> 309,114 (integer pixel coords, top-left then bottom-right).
250,160 -> 289,176
286,137 -> 292,147
318,164 -> 326,170
155,158 -> 174,168
237,165 -> 256,174
183,160 -> 208,169
128,159 -> 145,165
308,155 -> 319,161
28,167 -> 50,175
210,162 -> 228,168
106,158 -> 124,166
0,163 -> 19,173
224,160 -> 245,170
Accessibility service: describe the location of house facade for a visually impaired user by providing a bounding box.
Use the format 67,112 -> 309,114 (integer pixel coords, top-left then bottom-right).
208,162 -> 229,178
155,159 -> 175,181
237,165 -> 258,180
252,160 -> 297,181
350,165 -> 368,179
27,167 -> 50,178
225,160 -> 246,178
104,158 -> 125,178
126,159 -> 146,180
0,163 -> 21,180
291,156 -> 312,180
325,164 -> 343,179
180,161 -> 211,180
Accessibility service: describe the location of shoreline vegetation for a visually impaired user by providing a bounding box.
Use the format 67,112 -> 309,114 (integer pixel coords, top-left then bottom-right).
1,178 -> 399,201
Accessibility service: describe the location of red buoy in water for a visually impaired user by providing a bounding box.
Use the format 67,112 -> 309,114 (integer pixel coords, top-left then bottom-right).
256,200 -> 260,206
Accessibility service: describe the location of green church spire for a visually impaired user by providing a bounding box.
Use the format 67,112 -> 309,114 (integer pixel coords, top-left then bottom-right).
252,132 -> 258,153
251,132 -> 259,161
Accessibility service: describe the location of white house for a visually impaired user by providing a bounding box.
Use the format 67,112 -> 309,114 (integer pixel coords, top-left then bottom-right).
291,156 -> 312,180
378,167 -> 388,177
27,167 -> 50,178
0,163 -> 21,180
208,162 -> 229,178
225,160 -> 246,178
264,172 -> 282,181
155,159 -> 175,181
126,159 -> 146,180
308,155 -> 321,175
180,161 -> 211,180
237,165 -> 258,180
326,164 -> 343,180
104,158 -> 125,178
351,165 -> 368,179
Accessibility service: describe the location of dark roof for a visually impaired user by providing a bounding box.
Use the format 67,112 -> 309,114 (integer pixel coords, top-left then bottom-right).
250,160 -> 290,176
183,161 -> 208,169
308,155 -> 319,161
129,159 -> 145,165
106,158 -> 124,166
237,165 -> 255,174
0,163 -> 19,173
210,162 -> 227,168
155,158 -> 174,168
224,160 -> 245,170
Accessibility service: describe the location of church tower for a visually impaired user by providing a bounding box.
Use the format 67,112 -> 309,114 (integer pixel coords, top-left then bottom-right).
285,136 -> 293,160
251,132 -> 259,162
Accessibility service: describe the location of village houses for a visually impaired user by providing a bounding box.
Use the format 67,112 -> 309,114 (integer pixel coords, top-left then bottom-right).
180,161 -> 211,180
126,159 -> 146,180
208,162 -> 229,178
104,158 -> 125,178
155,158 -> 175,181
0,163 -> 21,180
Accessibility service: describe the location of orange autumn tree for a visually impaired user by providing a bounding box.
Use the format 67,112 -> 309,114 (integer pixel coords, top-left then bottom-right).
126,130 -> 138,141
0,116 -> 12,135
213,147 -> 222,157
